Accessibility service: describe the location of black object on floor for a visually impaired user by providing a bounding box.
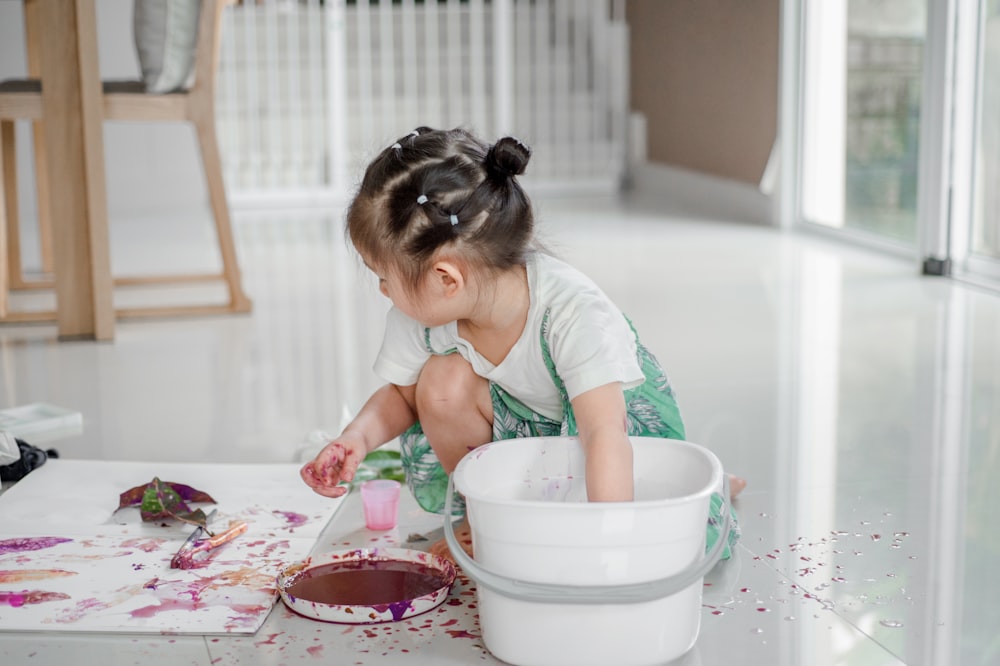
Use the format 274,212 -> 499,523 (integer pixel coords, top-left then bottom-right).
0,438 -> 58,482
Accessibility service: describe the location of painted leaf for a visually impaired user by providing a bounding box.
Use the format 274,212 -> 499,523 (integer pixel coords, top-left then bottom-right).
117,477 -> 216,528
118,480 -> 216,509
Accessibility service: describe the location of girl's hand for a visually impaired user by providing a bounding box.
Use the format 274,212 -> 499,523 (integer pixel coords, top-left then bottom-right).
300,434 -> 368,498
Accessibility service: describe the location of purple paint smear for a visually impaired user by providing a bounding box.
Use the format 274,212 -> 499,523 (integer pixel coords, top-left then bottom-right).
0,537 -> 72,555
373,599 -> 414,622
272,511 -> 308,529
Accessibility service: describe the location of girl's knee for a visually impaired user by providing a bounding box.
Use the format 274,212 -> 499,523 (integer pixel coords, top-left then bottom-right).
415,354 -> 486,417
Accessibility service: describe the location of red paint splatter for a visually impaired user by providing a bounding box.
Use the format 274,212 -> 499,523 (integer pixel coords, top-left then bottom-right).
446,629 -> 478,639
254,632 -> 282,646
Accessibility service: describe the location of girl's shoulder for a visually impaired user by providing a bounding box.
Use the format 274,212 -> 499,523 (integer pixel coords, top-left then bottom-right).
530,252 -> 599,291
529,252 -> 609,306
528,253 -> 627,346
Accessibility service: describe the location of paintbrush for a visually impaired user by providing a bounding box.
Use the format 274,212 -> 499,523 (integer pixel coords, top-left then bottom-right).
170,509 -> 219,569
170,519 -> 249,570
168,508 -> 217,569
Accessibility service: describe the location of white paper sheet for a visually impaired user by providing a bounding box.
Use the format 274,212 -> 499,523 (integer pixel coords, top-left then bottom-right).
0,460 -> 346,634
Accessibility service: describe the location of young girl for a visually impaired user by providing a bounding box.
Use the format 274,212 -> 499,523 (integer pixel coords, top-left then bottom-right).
300,127 -> 742,557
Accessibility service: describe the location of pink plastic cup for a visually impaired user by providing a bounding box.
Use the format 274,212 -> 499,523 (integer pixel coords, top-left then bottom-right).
360,480 -> 401,530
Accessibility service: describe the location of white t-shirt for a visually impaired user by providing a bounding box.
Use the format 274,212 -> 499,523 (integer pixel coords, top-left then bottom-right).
373,252 -> 645,421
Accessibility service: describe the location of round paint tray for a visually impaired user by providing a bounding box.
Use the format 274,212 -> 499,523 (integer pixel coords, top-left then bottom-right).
277,547 -> 456,624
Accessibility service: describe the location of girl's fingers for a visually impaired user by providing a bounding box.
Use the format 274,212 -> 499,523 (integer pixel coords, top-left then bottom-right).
312,484 -> 348,499
301,459 -> 347,494
301,441 -> 366,497
300,462 -> 317,484
317,443 -> 348,485
300,463 -> 327,490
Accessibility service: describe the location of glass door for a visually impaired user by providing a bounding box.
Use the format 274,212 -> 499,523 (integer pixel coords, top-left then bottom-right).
797,0 -> 926,250
966,1 -> 1000,281
785,0 -> 1000,289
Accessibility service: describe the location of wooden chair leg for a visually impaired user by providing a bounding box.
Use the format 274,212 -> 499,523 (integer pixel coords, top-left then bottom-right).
31,119 -> 54,275
0,121 -> 9,318
0,120 -> 57,323
1,120 -> 53,292
194,113 -> 251,313
1,120 -> 22,293
24,0 -> 54,277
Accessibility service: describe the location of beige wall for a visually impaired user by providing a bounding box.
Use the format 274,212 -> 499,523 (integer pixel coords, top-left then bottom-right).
627,0 -> 780,186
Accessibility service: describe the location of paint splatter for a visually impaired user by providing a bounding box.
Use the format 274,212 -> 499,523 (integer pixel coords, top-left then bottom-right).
254,632 -> 283,646
0,569 -> 77,583
273,511 -> 308,529
0,537 -> 72,554
128,596 -> 268,624
445,629 -> 479,639
120,537 -> 167,553
1,590 -> 71,607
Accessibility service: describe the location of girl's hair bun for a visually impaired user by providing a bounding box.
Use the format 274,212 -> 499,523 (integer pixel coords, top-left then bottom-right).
485,136 -> 531,180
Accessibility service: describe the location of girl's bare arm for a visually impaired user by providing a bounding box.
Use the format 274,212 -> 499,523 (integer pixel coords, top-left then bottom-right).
300,383 -> 418,497
572,382 -> 634,502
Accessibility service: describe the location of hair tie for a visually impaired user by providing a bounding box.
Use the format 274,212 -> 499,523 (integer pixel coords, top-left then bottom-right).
449,214 -> 459,226
391,142 -> 402,150
417,195 -> 428,205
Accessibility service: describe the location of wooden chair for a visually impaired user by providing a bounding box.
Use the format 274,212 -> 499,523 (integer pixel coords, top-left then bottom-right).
0,0 -> 251,322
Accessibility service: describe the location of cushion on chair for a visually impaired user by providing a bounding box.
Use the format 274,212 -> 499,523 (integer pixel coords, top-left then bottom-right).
133,0 -> 202,94
0,80 -> 41,94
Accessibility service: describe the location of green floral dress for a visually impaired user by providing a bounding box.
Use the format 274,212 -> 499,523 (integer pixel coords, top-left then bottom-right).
398,309 -> 739,558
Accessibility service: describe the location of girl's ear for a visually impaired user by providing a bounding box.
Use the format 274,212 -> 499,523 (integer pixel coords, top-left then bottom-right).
431,260 -> 465,297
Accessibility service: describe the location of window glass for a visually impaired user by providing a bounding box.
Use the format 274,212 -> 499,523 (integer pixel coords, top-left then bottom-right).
972,1 -> 1000,261
801,0 -> 926,247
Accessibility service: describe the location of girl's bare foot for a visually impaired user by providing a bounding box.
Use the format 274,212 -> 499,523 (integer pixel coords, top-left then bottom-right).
430,518 -> 473,562
729,474 -> 747,499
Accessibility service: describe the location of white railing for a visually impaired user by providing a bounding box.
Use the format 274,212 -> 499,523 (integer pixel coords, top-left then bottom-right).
217,0 -> 629,208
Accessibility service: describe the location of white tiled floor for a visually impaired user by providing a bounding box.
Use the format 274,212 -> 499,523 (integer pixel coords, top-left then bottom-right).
1,190 -> 998,665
